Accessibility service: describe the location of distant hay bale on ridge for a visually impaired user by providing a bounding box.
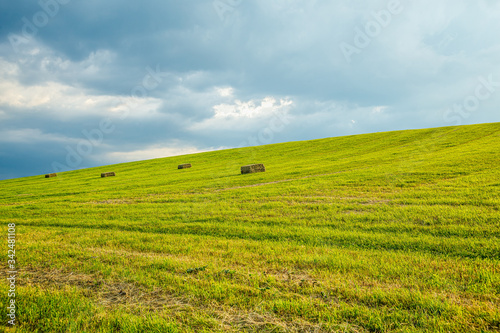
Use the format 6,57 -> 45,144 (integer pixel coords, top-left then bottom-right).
178,164 -> 192,169
241,164 -> 266,174
45,173 -> 57,178
101,172 -> 116,178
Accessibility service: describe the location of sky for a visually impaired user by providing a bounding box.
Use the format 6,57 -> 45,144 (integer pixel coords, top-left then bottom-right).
0,0 -> 499,180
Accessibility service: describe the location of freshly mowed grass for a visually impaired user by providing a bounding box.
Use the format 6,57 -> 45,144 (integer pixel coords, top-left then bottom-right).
0,123 -> 499,332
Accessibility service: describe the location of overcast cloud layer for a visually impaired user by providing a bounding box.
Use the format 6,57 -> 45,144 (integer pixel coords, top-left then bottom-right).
1,0 -> 499,180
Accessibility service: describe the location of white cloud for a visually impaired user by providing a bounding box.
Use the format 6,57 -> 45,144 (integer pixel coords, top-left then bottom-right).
0,57 -> 163,120
372,106 -> 386,114
0,58 -> 19,77
190,97 -> 293,131
0,128 -> 78,144
0,79 -> 159,119
213,97 -> 292,119
216,87 -> 234,97
103,142 -> 225,164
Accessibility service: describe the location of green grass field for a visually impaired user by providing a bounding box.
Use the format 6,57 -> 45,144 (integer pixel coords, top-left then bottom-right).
1,123 -> 499,332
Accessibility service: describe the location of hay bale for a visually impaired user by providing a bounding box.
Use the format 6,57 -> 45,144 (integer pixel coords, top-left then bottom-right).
45,173 -> 57,178
101,172 -> 116,178
241,164 -> 266,174
178,163 -> 192,169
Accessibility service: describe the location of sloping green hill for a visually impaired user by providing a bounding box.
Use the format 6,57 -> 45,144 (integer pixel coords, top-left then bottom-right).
1,123 -> 499,332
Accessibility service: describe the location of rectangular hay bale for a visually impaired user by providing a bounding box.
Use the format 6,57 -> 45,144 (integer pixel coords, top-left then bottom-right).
101,172 -> 116,178
241,164 -> 266,174
45,173 -> 57,178
178,164 -> 192,169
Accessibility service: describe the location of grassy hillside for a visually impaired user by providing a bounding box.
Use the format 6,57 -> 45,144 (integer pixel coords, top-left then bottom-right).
1,123 -> 499,332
